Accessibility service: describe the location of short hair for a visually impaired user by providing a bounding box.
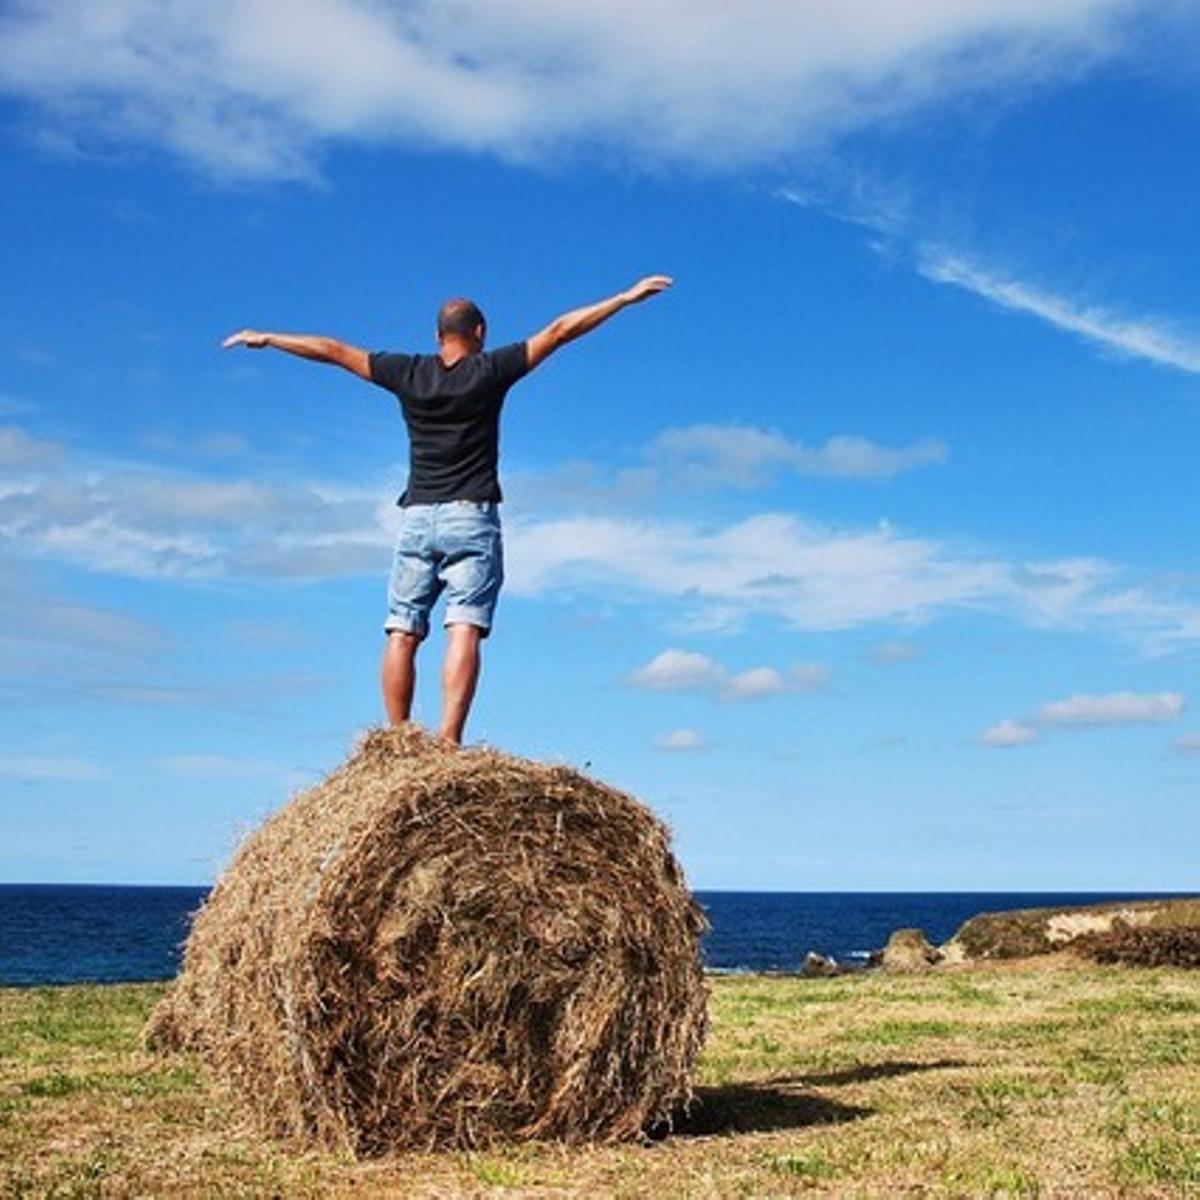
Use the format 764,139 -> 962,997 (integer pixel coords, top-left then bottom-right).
437,297 -> 486,341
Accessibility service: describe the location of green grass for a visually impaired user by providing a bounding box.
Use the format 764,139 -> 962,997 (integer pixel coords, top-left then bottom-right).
765,1147 -> 842,1181
838,1017 -> 962,1045
2,960 -> 1198,1197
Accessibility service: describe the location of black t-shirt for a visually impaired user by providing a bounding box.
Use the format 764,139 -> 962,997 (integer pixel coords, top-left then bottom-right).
368,342 -> 529,506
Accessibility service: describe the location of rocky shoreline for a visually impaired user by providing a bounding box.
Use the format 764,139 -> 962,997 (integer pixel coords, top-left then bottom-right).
798,896 -> 1200,976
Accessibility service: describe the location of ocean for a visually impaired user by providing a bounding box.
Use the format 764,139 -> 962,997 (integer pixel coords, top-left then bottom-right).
2,885 -> 1191,986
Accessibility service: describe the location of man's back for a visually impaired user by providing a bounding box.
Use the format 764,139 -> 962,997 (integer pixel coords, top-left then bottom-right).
368,343 -> 529,505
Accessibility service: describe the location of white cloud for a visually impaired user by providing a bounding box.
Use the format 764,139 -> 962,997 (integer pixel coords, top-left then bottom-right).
803,435 -> 947,480
1037,691 -> 1185,726
628,649 -> 724,691
980,719 -> 1040,748
919,250 -> 1200,375
982,690 -> 1185,749
0,755 -> 101,781
0,0 -> 1160,181
655,729 -> 707,752
629,649 -> 827,704
0,464 -> 389,580
721,667 -> 787,701
507,511 -> 1085,633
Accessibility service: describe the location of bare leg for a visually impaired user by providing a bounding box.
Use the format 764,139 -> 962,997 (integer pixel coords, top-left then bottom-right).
381,631 -> 421,726
440,623 -> 483,743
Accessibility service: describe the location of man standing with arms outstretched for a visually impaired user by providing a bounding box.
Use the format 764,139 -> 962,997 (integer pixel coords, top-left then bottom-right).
224,275 -> 671,743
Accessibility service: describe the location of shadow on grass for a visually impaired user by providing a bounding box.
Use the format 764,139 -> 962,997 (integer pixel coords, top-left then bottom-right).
662,1060 -> 967,1138
666,1082 -> 871,1137
802,1058 -> 969,1087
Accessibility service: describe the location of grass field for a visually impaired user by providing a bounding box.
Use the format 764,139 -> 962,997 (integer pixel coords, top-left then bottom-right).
2,958 -> 1198,1197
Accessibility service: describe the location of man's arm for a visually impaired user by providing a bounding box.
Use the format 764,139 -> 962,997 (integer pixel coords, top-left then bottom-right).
525,275 -> 672,371
222,330 -> 372,381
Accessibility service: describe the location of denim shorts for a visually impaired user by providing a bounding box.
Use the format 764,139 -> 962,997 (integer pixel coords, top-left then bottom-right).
384,501 -> 503,639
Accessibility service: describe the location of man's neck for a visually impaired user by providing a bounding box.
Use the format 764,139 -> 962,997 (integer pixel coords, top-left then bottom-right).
438,337 -> 477,367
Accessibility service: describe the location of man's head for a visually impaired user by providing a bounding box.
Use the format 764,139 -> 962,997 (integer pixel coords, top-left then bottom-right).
437,298 -> 486,352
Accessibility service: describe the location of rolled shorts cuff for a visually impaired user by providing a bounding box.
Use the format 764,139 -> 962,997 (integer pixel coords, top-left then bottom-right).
444,603 -> 494,637
384,609 -> 430,640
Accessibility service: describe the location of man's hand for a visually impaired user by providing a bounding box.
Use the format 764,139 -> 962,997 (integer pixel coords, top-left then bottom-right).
222,329 -> 269,349
525,274 -> 674,370
622,275 -> 673,304
217,330 -> 371,379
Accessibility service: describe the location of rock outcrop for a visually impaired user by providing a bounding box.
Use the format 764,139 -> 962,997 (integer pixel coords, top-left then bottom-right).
942,898 -> 1200,962
871,898 -> 1200,970
799,951 -> 841,978
880,928 -> 941,972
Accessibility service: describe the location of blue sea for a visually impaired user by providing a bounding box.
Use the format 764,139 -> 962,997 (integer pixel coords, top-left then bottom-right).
0,885 -> 1191,986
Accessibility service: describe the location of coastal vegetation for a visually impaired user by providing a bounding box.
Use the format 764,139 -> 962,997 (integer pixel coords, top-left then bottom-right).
3,956 -> 1198,1196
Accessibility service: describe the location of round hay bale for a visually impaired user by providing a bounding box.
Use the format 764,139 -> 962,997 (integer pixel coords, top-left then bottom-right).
146,727 -> 708,1153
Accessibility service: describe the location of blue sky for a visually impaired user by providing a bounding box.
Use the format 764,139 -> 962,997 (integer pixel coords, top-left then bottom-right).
2,0 -> 1199,889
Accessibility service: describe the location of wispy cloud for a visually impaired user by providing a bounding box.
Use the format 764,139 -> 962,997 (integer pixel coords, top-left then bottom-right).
83,673 -> 321,711
1170,732 -> 1200,759
981,690 -> 1186,748
507,423 -> 947,513
0,1 -> 1162,182
139,430 -> 252,459
655,729 -> 707,752
780,173 -> 1200,379
0,755 -> 101,781
507,512 -> 1120,634
648,425 -> 946,487
0,570 -> 171,714
161,754 -> 291,779
0,394 -> 35,418
980,718 -> 1040,748
0,464 -> 389,580
1037,690 -> 1185,726
919,251 -> 1200,375
0,425 -> 62,468
868,640 -> 921,666
6,422 -> 1200,652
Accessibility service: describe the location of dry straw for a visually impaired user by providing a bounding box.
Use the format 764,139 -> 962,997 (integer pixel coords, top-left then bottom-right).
146,727 -> 708,1153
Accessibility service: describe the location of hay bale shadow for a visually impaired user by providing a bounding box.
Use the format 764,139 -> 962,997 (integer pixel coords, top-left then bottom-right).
801,1058 -> 969,1087
665,1082 -> 872,1137
660,1060 -> 966,1138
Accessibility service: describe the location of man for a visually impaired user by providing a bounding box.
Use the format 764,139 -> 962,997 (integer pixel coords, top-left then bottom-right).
223,274 -> 671,742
